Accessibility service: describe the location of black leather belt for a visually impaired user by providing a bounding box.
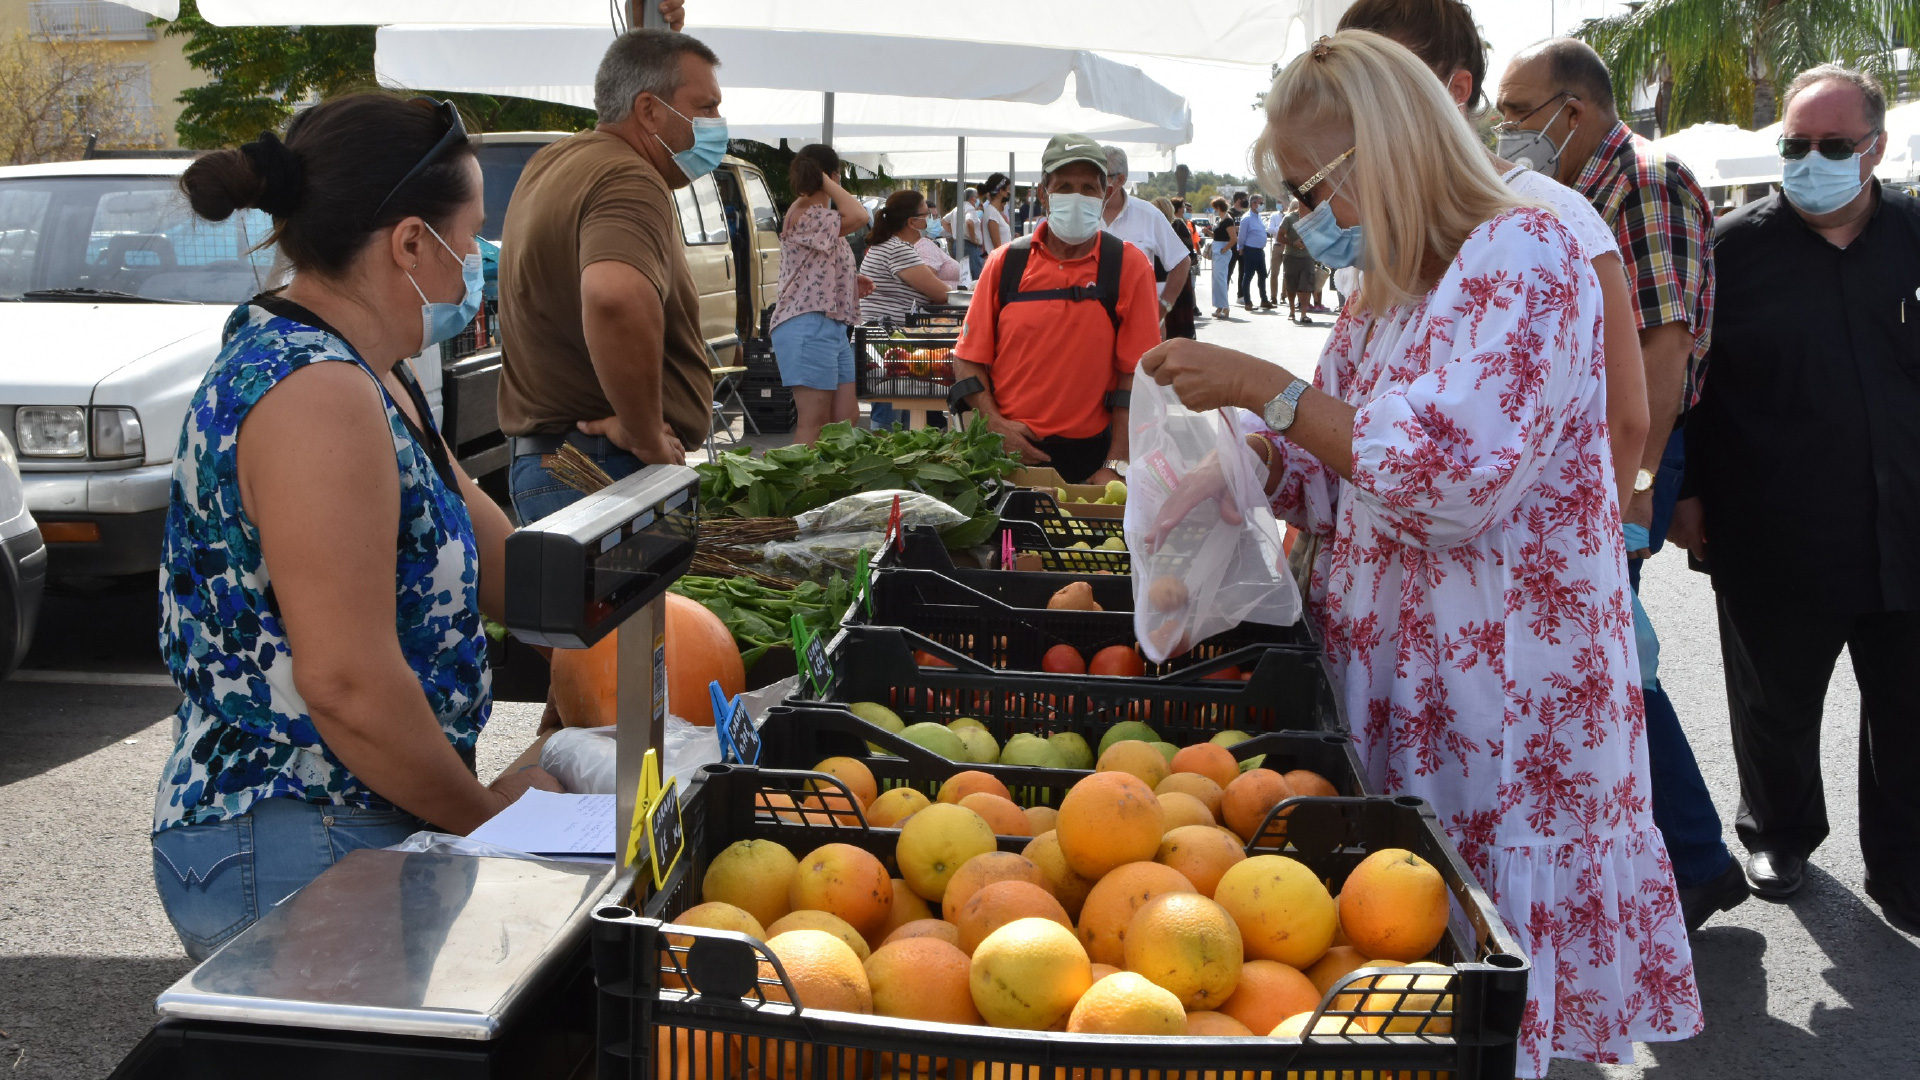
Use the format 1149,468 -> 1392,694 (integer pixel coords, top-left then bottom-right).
509,431 -> 622,459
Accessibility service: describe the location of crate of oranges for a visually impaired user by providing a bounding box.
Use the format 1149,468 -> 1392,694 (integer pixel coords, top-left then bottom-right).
590,763 -> 1529,1080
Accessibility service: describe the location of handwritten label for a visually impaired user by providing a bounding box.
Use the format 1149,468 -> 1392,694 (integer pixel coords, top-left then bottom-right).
712,681 -> 760,765
645,777 -> 684,889
792,615 -> 835,696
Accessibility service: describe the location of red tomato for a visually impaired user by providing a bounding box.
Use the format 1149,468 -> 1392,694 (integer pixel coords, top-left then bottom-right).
1201,666 -> 1243,681
1088,645 -> 1146,678
1041,644 -> 1087,675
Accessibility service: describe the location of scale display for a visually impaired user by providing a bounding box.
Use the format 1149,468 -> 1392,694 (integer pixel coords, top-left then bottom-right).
504,465 -> 700,648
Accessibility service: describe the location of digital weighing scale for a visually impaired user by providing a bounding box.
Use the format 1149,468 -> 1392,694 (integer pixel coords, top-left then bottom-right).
113,465 -> 702,1080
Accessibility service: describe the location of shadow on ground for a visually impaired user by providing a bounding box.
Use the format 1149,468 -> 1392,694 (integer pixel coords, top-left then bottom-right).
0,955 -> 192,1080
0,683 -> 180,786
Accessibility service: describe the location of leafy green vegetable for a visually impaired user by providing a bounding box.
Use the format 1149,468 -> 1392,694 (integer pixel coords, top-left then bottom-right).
696,417 -> 1021,547
669,573 -> 855,669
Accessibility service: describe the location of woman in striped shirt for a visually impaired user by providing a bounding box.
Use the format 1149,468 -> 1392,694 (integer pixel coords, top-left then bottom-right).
859,190 -> 950,325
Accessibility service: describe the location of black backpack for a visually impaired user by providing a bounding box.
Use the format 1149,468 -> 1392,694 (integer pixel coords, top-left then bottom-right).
994,231 -> 1125,334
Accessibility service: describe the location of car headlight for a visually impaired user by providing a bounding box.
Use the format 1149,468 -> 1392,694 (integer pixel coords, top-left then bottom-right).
16,405 -> 86,457
0,429 -> 17,478
92,406 -> 145,459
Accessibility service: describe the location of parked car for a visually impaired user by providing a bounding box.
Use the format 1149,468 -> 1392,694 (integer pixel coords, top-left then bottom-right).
0,429 -> 45,678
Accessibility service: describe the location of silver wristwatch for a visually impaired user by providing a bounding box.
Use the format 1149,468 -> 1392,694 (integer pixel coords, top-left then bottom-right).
1261,378 -> 1311,433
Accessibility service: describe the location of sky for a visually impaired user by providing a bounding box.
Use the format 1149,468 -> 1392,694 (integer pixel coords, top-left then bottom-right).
1130,0 -> 1638,175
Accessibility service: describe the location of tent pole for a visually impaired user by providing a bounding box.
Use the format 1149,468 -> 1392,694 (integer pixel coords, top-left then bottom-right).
822,91 -> 834,145
954,135 -> 967,259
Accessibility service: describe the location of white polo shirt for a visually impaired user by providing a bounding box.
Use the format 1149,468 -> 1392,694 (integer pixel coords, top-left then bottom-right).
1102,194 -> 1190,282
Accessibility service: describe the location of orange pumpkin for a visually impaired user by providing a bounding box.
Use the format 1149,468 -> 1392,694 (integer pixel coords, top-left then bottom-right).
547,594 -> 746,728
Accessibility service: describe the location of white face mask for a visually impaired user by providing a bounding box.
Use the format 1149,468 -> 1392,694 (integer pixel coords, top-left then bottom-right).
1046,192 -> 1105,244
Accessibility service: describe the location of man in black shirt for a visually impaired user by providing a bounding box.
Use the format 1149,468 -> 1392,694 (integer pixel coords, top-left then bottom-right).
1677,64 -> 1920,925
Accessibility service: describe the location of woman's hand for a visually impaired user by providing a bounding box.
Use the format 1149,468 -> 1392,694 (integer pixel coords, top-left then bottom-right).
856,274 -> 875,299
489,765 -> 565,805
1138,339 -> 1295,414
1147,450 -> 1240,550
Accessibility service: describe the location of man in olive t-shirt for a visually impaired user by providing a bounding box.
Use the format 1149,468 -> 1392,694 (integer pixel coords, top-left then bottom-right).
497,28 -> 722,524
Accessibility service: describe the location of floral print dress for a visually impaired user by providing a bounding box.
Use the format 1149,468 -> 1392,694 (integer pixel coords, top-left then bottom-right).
153,299 -> 490,834
1253,208 -> 1701,1075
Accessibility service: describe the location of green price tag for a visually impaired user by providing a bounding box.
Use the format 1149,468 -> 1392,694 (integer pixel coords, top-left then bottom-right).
792,614 -> 834,696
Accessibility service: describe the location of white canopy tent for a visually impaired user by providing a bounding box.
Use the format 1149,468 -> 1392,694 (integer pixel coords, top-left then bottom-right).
195,0 -> 1349,65
1648,123 -> 1782,187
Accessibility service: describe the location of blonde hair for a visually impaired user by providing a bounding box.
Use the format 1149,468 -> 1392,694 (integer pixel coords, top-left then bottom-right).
1150,195 -> 1177,223
1253,30 -> 1523,308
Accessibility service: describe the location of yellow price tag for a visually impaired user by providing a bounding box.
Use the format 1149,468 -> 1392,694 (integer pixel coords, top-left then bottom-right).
625,749 -> 663,868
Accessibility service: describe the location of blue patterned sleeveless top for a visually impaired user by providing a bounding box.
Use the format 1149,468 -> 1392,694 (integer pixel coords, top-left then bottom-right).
153,300 -> 491,833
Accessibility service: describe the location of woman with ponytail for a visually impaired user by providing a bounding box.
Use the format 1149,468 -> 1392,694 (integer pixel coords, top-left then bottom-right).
858,190 -> 949,325
769,144 -> 868,444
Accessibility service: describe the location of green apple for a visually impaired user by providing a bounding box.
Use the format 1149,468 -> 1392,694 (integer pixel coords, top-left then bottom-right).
1002,734 -> 1065,769
900,722 -> 966,760
1048,731 -> 1095,770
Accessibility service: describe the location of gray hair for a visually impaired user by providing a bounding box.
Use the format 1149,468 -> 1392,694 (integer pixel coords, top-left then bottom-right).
1103,144 -> 1130,178
1783,63 -> 1887,132
594,28 -> 721,125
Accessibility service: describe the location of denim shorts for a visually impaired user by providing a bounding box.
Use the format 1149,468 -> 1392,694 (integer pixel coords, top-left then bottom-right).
151,797 -> 424,960
770,311 -> 855,391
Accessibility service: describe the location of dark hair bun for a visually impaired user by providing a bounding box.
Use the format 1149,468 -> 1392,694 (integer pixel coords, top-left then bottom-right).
180,147 -> 266,223
239,132 -> 305,217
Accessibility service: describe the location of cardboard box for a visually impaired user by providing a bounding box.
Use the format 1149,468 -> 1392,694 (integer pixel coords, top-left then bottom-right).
1008,467 -> 1127,520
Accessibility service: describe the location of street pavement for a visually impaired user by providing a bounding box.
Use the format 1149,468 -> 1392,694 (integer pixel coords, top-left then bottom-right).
1,299 -> 1913,1078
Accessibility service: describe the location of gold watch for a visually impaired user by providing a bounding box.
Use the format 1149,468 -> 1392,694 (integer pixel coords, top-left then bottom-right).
1633,468 -> 1655,494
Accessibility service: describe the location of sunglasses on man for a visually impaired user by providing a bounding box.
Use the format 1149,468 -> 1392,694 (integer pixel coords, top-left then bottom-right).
1777,131 -> 1878,161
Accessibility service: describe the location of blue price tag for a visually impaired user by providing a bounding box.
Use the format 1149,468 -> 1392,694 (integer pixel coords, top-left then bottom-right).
712,680 -> 760,765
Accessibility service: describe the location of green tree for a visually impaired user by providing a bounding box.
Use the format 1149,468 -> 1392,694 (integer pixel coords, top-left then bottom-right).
1577,0 -> 1906,130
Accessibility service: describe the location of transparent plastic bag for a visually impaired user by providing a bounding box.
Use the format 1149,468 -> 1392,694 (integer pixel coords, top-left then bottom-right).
1123,377 -> 1301,662
761,530 -> 881,578
540,725 -> 618,794
793,490 -> 968,535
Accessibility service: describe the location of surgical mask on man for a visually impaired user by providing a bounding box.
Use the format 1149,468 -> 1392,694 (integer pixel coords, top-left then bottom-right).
1046,192 -> 1105,244
1294,198 -> 1364,269
654,99 -> 729,183
407,222 -> 484,352
1495,99 -> 1576,174
1781,150 -> 1869,215
924,214 -> 945,239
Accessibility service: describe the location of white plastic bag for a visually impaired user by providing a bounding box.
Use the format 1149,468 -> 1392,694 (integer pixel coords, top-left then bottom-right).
1123,377 -> 1300,662
540,725 -> 618,794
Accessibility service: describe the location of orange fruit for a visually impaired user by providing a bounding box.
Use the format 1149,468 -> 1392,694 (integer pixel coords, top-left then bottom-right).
764,791 -> 845,826
1057,772 -> 1165,880
1271,1010 -> 1371,1038
1087,646 -> 1146,677
1042,644 -> 1087,674
1183,1010 -> 1253,1037
955,879 -> 1074,955
1021,831 -> 1095,919
1154,825 -> 1247,899
1156,791 -> 1215,832
969,917 -> 1093,1030
1076,861 -> 1197,967
1304,945 -> 1373,997
767,909 -> 871,961
1216,960 -> 1320,1038
654,1024 -> 744,1080
1169,743 -> 1239,789
789,843 -> 894,936
866,937 -> 983,1025
1065,971 -> 1187,1035
865,879 -> 935,950
943,852 -> 1050,921
664,902 -> 767,991
1024,805 -> 1059,834
1323,958 -> 1405,1034
897,803 -> 998,904
1363,961 -> 1455,1034
882,918 -> 962,949
811,756 -> 878,809
1089,962 -> 1122,984
1121,892 -> 1243,1009
702,839 -> 798,929
1281,768 -> 1338,798
1338,848 -> 1450,962
1097,740 -> 1170,789
866,787 -> 931,827
1154,773 -> 1224,821
1220,769 -> 1294,843
762,930 -> 872,1014
1213,855 -> 1336,969
939,770 -> 1013,805
960,792 -> 1034,837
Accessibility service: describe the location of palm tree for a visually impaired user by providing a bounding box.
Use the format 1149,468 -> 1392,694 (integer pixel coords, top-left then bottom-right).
1577,0 -> 1910,131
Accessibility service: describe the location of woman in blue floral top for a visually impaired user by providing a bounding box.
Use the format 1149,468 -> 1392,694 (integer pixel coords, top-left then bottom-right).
151,94 -> 559,960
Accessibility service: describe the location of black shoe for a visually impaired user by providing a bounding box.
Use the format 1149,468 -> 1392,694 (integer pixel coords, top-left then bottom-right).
1680,860 -> 1749,931
1745,851 -> 1806,898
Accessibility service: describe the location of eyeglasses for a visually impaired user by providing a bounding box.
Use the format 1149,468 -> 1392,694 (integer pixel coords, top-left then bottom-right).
1491,90 -> 1574,138
371,99 -> 468,224
1777,132 -> 1878,160
1283,146 -> 1355,208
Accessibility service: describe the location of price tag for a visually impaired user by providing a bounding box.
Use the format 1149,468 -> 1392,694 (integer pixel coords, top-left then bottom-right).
712,680 -> 761,765
645,776 -> 684,890
624,749 -> 663,868
884,493 -> 904,553
853,548 -> 874,617
792,614 -> 834,696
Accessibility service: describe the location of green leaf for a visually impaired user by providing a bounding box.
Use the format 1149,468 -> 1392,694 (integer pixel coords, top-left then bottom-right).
913,462 -> 963,483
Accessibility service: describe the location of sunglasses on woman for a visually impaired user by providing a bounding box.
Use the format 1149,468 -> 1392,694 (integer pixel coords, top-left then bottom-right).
1283,146 -> 1356,209
1777,131 -> 1878,161
371,98 -> 468,222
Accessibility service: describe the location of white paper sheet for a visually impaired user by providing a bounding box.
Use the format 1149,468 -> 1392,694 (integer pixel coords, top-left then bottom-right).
467,790 -> 615,855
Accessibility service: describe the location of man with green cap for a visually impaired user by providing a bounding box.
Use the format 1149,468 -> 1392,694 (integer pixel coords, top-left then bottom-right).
949,133 -> 1161,484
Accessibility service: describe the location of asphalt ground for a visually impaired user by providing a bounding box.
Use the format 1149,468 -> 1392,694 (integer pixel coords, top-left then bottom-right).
1,295 -> 1912,1077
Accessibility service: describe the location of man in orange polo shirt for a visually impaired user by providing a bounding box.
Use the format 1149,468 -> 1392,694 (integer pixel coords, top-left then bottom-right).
950,132 -> 1161,484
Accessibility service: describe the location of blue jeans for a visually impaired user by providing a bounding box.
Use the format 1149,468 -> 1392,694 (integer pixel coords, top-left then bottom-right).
508,441 -> 644,525
1210,243 -> 1233,310
1629,428 -> 1732,889
965,242 -> 985,280
151,797 -> 424,960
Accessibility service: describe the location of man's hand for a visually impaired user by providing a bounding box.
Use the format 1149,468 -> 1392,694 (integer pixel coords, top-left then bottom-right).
856,274 -> 876,299
657,0 -> 686,30
1667,496 -> 1706,558
489,764 -> 564,802
1623,488 -> 1655,557
986,414 -> 1049,464
1085,467 -> 1124,487
577,416 -> 683,465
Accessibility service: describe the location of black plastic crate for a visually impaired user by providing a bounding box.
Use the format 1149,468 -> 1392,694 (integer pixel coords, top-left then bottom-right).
854,568 -> 1314,673
757,703 -> 1368,808
998,488 -> 1130,547
590,765 -> 1529,1080
855,326 -> 960,399
795,623 -> 1342,740
743,391 -> 796,434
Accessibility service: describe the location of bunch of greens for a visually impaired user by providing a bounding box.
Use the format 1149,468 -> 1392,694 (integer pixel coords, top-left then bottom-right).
670,573 -> 854,668
696,417 -> 1019,548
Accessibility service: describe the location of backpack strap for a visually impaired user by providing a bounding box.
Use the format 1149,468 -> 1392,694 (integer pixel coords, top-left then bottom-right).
996,232 -> 1124,332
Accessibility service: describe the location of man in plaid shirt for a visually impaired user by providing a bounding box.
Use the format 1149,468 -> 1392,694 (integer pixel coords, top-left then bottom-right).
1497,39 -> 1744,931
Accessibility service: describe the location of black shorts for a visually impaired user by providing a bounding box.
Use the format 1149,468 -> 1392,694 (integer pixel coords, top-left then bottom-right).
1032,429 -> 1111,484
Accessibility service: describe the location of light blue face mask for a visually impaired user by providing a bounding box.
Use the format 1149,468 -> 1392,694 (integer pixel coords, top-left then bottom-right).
407,222 -> 484,352
1295,197 -> 1364,269
656,100 -> 729,183
1046,191 -> 1105,244
924,215 -> 945,240
1781,150 -> 1869,215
